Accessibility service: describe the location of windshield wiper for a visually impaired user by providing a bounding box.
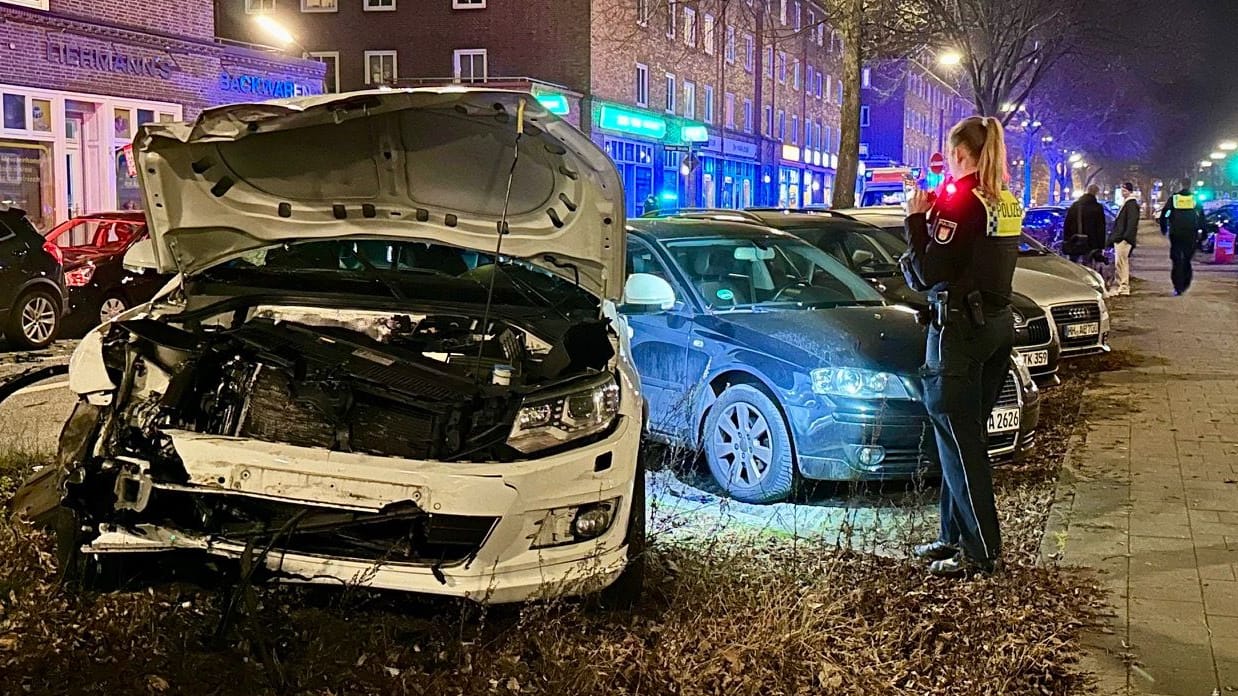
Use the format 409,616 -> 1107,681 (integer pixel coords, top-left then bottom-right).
339,247 -> 406,301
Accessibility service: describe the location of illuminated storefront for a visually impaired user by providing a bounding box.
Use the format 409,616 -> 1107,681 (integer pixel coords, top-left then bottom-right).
0,2 -> 322,229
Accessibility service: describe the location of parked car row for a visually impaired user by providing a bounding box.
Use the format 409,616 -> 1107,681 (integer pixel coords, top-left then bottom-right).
5,88 -> 1114,607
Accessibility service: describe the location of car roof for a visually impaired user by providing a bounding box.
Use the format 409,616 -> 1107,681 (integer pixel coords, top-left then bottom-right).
628,216 -> 800,242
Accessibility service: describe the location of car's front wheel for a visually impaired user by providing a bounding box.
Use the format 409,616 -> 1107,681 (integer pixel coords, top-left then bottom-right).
98,293 -> 129,325
703,384 -> 795,504
5,288 -> 60,350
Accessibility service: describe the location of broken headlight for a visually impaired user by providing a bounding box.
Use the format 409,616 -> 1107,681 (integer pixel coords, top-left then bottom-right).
508,373 -> 620,454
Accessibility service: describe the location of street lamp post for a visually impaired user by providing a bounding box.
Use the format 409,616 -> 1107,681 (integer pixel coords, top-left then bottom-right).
253,15 -> 310,59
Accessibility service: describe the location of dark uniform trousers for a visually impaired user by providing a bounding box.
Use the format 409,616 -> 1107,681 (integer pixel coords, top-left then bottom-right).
1169,233 -> 1196,294
923,307 -> 1013,565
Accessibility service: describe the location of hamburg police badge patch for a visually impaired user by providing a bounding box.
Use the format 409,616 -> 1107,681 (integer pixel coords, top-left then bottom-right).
933,220 -> 958,244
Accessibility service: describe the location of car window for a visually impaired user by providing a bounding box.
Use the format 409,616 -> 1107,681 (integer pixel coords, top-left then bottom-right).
625,236 -> 674,286
1023,209 -> 1062,232
52,219 -> 102,248
664,235 -> 884,310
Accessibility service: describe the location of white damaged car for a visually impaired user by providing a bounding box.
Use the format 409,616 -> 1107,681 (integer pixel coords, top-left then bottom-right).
12,89 -> 648,605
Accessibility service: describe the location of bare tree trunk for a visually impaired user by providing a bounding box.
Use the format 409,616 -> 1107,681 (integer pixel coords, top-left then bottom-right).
831,0 -> 863,209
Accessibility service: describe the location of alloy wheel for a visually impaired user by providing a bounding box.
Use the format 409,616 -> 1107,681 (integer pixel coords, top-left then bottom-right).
20,295 -> 56,344
713,401 -> 774,487
100,297 -> 127,323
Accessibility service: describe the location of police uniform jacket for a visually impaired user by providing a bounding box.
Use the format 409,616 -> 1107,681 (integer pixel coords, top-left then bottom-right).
902,173 -> 1023,313
1160,189 -> 1205,240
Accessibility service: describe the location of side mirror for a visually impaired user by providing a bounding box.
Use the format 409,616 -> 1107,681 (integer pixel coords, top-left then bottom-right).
621,273 -> 677,314
122,237 -> 158,274
851,249 -> 876,268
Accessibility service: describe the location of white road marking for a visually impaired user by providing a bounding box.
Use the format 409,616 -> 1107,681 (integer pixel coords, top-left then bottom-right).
9,380 -> 71,397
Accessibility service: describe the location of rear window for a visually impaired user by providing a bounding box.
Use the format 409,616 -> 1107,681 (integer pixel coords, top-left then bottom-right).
0,210 -> 39,244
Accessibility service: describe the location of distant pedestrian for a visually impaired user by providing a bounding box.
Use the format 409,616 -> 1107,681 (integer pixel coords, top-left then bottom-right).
1106,182 -> 1140,296
1159,182 -> 1205,295
1063,185 -> 1108,265
642,193 -> 660,217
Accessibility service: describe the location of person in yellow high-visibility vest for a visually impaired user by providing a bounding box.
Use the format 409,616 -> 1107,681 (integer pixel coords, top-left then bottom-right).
1159,182 -> 1205,296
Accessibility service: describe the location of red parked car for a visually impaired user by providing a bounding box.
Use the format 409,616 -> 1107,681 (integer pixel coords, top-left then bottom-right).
43,212 -> 170,330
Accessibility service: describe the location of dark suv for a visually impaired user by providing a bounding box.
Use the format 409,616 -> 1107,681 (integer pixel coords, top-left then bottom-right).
0,206 -> 66,350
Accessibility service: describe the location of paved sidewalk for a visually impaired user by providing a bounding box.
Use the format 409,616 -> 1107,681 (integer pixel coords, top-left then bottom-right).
1045,223 -> 1238,695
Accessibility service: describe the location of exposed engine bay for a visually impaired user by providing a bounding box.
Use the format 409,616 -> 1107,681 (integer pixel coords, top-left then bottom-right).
109,303 -> 617,464
14,299 -> 622,574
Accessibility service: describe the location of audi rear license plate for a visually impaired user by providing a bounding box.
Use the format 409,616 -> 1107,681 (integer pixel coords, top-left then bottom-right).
988,407 -> 1021,434
1065,322 -> 1100,339
1023,350 -> 1049,368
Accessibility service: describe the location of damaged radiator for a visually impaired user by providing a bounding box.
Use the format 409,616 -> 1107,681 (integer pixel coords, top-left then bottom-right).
195,319 -> 509,460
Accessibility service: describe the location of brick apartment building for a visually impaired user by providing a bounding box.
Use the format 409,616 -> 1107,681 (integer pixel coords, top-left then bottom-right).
860,58 -> 973,172
0,0 -> 322,230
216,0 -> 856,217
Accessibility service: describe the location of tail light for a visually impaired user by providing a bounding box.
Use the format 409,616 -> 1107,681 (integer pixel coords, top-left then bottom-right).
66,265 -> 95,287
42,240 -> 63,265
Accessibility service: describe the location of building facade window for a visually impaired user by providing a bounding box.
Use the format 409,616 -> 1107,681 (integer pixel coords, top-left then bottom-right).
742,99 -> 753,133
862,67 -> 872,88
703,85 -> 714,124
666,0 -> 676,38
725,25 -> 735,63
777,52 -> 786,83
364,50 -> 397,84
453,49 -> 487,83
245,0 -> 275,12
684,7 -> 696,46
703,14 -> 715,55
309,51 -> 340,93
683,81 -> 696,119
365,0 -> 395,9
744,33 -> 755,72
302,0 -> 337,11
777,109 -> 785,141
724,93 -> 735,129
636,0 -> 650,25
635,63 -> 649,106
764,105 -> 772,135
860,106 -> 870,127
790,115 -> 798,144
452,0 -> 484,8
792,60 -> 800,90
665,73 -> 676,113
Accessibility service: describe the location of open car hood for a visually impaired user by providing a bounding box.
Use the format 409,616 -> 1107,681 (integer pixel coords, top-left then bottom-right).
134,88 -> 625,299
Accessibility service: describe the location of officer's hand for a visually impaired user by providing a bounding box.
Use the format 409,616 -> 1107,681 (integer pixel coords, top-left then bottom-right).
908,189 -> 934,216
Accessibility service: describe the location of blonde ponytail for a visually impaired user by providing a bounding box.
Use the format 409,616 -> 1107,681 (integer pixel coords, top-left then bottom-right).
948,116 -> 1009,200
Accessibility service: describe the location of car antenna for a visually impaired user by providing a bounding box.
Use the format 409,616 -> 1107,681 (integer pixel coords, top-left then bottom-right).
476,97 -> 526,376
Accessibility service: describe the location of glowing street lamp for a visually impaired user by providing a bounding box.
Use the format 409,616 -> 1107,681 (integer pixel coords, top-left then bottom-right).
1220,141 -> 1237,151
1041,135 -> 1054,144
253,15 -> 309,57
1068,153 -> 1083,163
1210,152 -> 1226,160
938,50 -> 963,67
1201,160 -> 1214,168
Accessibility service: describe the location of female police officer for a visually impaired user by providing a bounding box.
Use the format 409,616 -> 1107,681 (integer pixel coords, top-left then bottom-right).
901,116 -> 1023,577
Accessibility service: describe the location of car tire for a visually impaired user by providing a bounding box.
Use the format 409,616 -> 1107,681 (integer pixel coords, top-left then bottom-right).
98,292 -> 129,325
5,288 -> 60,350
593,452 -> 646,610
702,384 -> 795,504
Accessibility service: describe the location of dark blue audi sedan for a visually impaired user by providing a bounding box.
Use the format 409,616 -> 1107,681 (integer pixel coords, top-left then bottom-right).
620,217 -> 1038,504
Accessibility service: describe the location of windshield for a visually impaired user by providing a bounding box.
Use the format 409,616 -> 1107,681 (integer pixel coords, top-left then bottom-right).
196,238 -> 598,314
786,223 -> 902,276
1019,233 -> 1052,256
664,236 -> 885,310
861,189 -> 906,207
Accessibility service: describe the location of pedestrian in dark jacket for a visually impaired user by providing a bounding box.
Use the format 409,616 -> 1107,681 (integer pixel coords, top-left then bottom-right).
1063,185 -> 1108,264
1159,183 -> 1205,295
1106,182 -> 1140,296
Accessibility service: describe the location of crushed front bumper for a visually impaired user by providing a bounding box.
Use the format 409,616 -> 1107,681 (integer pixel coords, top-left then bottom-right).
80,416 -> 641,604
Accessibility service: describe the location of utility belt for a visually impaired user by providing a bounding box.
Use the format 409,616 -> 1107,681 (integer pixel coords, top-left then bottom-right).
928,289 -> 1006,329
